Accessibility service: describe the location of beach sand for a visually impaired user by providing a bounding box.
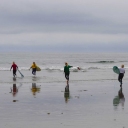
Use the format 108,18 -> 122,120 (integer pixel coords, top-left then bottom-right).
0,80 -> 127,128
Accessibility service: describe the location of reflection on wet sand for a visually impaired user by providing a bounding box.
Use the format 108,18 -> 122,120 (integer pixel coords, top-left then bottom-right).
31,83 -> 41,96
113,87 -> 125,109
10,84 -> 22,97
64,85 -> 70,103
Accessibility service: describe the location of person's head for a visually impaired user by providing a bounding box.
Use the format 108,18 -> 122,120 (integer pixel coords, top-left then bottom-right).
121,65 -> 124,68
13,62 -> 15,64
33,62 -> 36,65
65,62 -> 68,66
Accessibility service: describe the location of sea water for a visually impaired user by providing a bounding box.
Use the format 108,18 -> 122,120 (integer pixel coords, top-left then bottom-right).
0,52 -> 128,128
0,52 -> 127,83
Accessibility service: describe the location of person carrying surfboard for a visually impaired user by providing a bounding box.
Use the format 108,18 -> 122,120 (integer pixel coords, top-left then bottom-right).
118,65 -> 125,87
29,62 -> 37,75
64,62 -> 80,86
10,62 -> 18,78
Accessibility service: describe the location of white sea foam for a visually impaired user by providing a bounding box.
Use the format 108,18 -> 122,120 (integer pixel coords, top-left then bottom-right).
0,65 -> 127,71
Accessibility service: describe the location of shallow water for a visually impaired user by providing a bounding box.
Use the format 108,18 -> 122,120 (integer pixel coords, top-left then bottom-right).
0,52 -> 128,127
0,52 -> 128,84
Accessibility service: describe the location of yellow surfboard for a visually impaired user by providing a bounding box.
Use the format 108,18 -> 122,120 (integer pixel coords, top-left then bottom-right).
36,66 -> 41,71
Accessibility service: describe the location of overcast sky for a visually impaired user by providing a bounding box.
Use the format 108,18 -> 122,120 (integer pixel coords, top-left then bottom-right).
0,0 -> 128,52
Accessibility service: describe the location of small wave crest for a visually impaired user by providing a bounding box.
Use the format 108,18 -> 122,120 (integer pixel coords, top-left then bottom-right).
87,61 -> 115,63
119,61 -> 128,63
0,66 -> 102,71
0,66 -> 127,71
88,67 -> 99,70
0,67 -> 10,71
45,66 -> 62,71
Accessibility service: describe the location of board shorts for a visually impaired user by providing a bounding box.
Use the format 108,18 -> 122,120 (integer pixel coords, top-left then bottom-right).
32,68 -> 36,75
65,73 -> 69,80
118,73 -> 124,84
13,70 -> 16,75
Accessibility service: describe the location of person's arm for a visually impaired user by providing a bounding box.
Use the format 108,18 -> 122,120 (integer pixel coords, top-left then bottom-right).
10,65 -> 12,71
69,65 -> 73,68
64,66 -> 66,73
29,65 -> 32,70
69,65 -> 80,70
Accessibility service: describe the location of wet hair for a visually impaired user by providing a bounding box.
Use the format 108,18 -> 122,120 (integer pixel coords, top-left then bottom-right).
121,65 -> 124,68
65,62 -> 68,65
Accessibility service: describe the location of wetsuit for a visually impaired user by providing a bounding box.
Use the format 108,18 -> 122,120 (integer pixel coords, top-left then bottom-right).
10,64 -> 18,77
118,68 -> 125,85
64,65 -> 72,80
31,64 -> 37,75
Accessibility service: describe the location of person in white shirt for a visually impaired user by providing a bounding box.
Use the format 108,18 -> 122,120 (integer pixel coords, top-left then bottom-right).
118,65 -> 125,87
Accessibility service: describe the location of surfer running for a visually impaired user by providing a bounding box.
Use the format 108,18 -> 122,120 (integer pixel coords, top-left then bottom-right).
10,62 -> 18,78
64,62 -> 80,86
118,65 -> 125,87
29,62 -> 37,75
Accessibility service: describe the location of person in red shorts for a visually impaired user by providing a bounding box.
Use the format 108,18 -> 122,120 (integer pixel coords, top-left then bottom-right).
10,62 -> 18,77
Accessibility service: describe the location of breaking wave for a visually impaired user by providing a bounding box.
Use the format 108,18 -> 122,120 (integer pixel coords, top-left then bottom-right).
0,66 -> 127,71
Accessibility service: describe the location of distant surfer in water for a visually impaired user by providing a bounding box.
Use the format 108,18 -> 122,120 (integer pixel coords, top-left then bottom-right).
64,62 -> 80,86
10,62 -> 18,78
29,62 -> 37,75
118,65 -> 125,87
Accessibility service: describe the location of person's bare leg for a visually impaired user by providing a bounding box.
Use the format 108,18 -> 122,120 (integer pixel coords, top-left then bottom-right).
67,80 -> 69,86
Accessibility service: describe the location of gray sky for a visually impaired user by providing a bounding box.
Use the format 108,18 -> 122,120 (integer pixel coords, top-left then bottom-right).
0,0 -> 128,52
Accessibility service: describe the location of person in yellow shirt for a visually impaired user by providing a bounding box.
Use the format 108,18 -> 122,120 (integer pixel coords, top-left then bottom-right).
29,62 -> 37,75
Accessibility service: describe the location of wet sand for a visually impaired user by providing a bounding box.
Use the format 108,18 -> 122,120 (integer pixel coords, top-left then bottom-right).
0,80 -> 128,128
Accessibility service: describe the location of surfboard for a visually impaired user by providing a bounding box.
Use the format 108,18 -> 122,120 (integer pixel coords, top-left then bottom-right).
113,66 -> 120,74
36,66 -> 41,71
18,69 -> 24,77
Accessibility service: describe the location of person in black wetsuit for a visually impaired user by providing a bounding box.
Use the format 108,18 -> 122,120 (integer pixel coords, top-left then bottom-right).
118,65 -> 125,87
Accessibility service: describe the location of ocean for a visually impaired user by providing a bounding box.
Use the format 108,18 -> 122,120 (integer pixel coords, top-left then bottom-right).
0,52 -> 128,128
0,52 -> 127,83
